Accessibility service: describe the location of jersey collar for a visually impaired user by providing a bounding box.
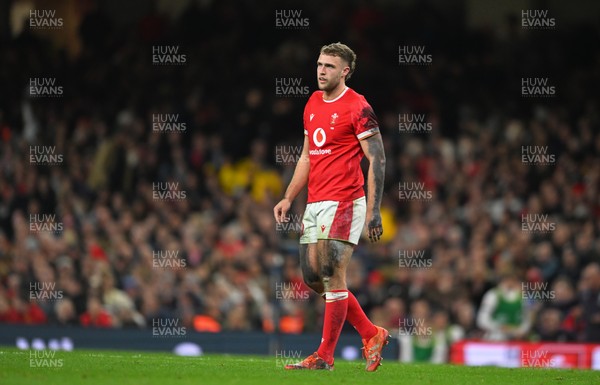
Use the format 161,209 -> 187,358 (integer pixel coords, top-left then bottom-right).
322,87 -> 349,103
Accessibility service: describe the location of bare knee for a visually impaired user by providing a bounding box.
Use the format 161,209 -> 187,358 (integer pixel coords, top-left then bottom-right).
319,250 -> 345,290
318,240 -> 352,290
302,269 -> 323,294
299,243 -> 323,293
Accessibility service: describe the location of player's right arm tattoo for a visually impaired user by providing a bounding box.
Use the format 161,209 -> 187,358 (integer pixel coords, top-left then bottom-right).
362,133 -> 386,212
360,133 -> 386,241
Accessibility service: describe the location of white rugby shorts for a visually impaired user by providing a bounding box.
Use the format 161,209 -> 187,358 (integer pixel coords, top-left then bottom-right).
299,196 -> 366,245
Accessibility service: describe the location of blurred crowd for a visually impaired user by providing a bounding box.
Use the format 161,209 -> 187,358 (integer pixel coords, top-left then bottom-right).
1,0 -> 600,363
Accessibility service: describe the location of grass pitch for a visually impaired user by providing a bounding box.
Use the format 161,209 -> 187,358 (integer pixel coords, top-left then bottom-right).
1,347 -> 599,385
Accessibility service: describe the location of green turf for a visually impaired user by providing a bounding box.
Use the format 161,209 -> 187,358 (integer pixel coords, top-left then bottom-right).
1,348 -> 600,385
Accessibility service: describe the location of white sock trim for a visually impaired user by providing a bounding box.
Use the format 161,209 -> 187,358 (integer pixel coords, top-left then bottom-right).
325,291 -> 349,301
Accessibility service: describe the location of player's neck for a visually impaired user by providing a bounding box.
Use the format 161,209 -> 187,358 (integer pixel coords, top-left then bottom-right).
322,83 -> 347,101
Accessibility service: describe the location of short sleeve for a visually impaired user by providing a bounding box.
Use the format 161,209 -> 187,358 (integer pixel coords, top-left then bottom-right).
303,96 -> 310,136
352,96 -> 380,140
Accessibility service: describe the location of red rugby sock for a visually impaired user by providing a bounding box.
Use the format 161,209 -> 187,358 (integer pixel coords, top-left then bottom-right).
316,290 -> 348,365
346,291 -> 377,340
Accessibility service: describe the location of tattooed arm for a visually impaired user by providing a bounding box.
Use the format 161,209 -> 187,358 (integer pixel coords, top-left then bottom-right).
360,132 -> 386,242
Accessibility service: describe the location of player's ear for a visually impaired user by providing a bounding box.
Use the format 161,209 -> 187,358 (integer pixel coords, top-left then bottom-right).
342,66 -> 350,78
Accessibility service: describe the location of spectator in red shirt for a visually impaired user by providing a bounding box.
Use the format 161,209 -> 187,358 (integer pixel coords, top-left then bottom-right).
0,295 -> 47,324
80,297 -> 113,328
23,299 -> 48,325
0,294 -> 21,323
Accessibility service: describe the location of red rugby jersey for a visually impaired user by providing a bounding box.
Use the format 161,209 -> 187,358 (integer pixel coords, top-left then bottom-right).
303,87 -> 379,203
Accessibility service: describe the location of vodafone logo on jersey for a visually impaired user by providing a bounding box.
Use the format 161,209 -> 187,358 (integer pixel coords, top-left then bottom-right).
309,128 -> 331,155
313,128 -> 326,147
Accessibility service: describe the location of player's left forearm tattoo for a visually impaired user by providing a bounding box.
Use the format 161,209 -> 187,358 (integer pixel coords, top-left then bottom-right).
365,135 -> 386,211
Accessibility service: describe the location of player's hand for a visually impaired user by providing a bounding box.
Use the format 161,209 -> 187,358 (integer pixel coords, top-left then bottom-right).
366,211 -> 383,243
273,198 -> 292,224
